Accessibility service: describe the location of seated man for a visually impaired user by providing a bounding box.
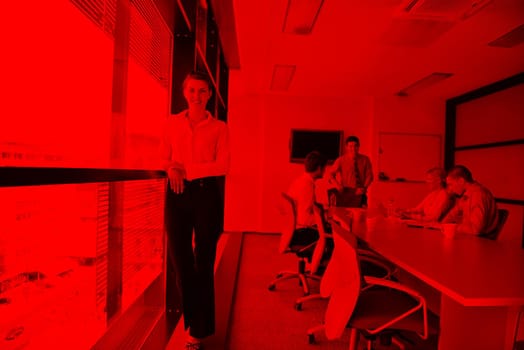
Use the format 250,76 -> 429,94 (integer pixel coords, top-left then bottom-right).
441,165 -> 498,235
401,167 -> 454,222
286,151 -> 328,245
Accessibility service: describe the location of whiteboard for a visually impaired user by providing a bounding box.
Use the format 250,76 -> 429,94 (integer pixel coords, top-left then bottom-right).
378,133 -> 442,182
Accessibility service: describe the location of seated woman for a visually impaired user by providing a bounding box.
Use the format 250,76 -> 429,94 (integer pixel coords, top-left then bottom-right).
286,151 -> 328,245
401,167 -> 454,222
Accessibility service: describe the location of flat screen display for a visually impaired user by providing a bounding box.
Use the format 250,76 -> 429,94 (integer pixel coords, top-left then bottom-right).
290,129 -> 343,163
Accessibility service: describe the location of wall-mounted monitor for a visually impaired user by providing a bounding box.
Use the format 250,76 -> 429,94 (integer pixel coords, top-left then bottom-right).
289,129 -> 343,163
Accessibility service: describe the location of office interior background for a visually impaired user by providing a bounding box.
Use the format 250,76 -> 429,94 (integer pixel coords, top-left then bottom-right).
1,0 -> 523,349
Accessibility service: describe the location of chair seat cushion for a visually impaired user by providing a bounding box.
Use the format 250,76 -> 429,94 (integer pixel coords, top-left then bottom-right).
288,243 -> 315,258
288,227 -> 319,258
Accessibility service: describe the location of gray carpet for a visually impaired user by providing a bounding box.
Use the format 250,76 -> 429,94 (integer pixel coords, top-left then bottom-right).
226,233 -> 440,350
226,233 -> 355,350
166,232 -> 437,349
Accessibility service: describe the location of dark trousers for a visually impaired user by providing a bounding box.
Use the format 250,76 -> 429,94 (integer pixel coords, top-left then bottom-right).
334,187 -> 367,208
165,177 -> 222,339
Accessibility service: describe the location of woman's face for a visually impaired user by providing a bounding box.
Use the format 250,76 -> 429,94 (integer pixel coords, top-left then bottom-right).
425,173 -> 442,191
183,78 -> 211,109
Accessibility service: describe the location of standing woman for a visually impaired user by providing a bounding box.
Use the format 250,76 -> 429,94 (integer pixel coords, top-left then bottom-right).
161,71 -> 229,350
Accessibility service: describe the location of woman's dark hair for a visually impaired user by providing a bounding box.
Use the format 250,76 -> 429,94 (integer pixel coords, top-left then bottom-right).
426,167 -> 447,188
305,151 -> 327,173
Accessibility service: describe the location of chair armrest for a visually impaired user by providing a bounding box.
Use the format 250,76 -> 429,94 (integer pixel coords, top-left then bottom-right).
357,248 -> 379,257
358,249 -> 399,276
297,240 -> 317,254
359,256 -> 395,279
364,276 -> 423,299
362,276 -> 429,338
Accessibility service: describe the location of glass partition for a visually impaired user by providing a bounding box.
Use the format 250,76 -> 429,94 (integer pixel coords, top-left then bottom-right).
0,178 -> 165,349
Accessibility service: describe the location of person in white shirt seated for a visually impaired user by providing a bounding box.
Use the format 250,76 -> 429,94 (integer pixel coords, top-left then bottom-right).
400,167 -> 454,222
286,151 -> 328,246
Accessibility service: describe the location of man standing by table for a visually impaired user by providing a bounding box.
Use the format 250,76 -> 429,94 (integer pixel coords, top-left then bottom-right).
328,135 -> 373,208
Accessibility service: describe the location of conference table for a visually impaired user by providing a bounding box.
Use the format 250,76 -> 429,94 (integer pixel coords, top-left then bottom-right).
330,207 -> 524,350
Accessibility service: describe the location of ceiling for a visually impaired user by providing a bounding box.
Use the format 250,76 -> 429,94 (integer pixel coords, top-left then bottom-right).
228,0 -> 524,99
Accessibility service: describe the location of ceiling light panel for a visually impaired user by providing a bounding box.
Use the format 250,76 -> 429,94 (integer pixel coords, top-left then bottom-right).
270,65 -> 296,91
282,0 -> 324,35
488,24 -> 524,48
397,72 -> 453,96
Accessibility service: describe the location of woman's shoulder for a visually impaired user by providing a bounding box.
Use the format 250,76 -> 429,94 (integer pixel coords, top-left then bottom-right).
165,110 -> 188,124
434,188 -> 451,200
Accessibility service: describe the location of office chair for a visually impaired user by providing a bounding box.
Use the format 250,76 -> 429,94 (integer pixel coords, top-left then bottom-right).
294,203 -> 333,310
307,220 -> 438,350
333,206 -> 398,279
268,192 -> 321,296
479,208 -> 509,241
295,204 -> 394,311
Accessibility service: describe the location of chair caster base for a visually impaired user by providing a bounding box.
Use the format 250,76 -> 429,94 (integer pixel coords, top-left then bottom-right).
295,303 -> 302,311
268,284 -> 276,291
308,333 -> 315,344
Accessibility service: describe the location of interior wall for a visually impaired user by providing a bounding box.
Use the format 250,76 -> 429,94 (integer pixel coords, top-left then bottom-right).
369,96 -> 446,211
225,70 -> 447,233
451,79 -> 524,246
223,71 -> 265,232
224,71 -> 373,233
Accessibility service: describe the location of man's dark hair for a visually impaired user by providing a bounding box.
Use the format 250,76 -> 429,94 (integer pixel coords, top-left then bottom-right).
304,151 -> 327,173
447,165 -> 474,183
345,135 -> 360,146
183,71 -> 213,91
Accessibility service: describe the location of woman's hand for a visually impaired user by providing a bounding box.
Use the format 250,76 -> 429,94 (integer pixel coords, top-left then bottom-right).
168,167 -> 186,194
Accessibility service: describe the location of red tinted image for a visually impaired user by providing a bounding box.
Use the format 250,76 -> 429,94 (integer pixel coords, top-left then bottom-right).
1,1 -> 523,349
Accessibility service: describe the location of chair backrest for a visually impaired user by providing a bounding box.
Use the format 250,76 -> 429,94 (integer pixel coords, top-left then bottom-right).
310,203 -> 329,275
480,208 -> 509,240
279,192 -> 297,253
324,220 -> 362,340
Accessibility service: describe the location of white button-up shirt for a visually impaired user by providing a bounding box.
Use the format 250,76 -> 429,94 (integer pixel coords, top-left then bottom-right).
287,172 -> 316,228
161,110 -> 229,180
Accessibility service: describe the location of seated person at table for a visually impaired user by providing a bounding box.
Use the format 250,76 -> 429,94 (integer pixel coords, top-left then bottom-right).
401,167 -> 454,222
441,165 -> 499,235
286,151 -> 328,245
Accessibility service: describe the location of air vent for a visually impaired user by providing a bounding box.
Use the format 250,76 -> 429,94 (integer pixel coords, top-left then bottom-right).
270,65 -> 296,91
399,0 -> 493,20
488,24 -> 524,48
70,0 -> 117,37
282,0 -> 324,35
384,0 -> 492,47
381,17 -> 455,47
396,72 -> 453,96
